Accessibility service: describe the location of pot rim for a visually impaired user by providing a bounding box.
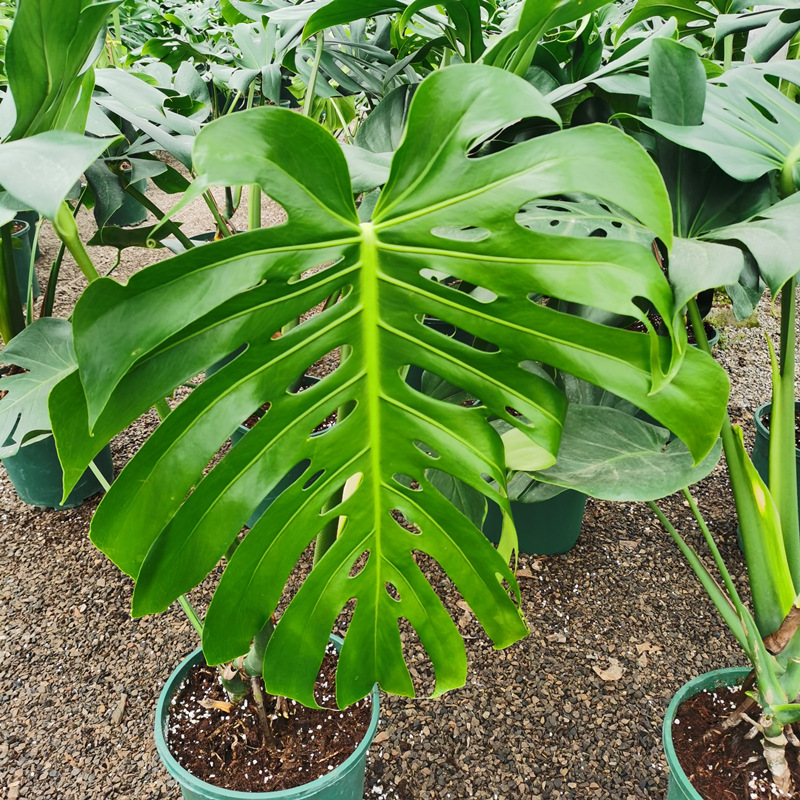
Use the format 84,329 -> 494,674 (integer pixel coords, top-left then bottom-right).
154,637 -> 380,799
11,218 -> 30,236
662,666 -> 751,797
753,401 -> 800,457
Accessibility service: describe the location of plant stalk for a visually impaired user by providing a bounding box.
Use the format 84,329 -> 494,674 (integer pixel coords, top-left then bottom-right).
771,277 -> 800,581
303,32 -> 325,118
248,185 -> 261,231
121,181 -> 196,251
250,675 -> 277,750
202,191 -> 233,237
52,202 -> 99,283
154,397 -> 172,420
178,595 -> 205,637
723,34 -> 733,73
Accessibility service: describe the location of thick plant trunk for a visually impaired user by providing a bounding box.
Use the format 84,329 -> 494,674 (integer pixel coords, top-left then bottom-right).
761,727 -> 793,795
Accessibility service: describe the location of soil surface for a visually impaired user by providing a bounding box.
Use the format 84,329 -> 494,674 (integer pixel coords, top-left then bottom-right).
0,186 -> 799,800
759,408 -> 800,450
166,645 -> 371,792
671,681 -> 800,798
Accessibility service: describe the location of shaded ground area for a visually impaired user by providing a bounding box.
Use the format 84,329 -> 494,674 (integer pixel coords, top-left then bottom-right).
1,193 -> 797,799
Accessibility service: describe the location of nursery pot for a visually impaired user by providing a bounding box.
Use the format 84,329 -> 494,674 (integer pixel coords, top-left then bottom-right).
155,640 -> 380,800
2,434 -> 113,509
483,490 -> 588,555
752,401 -> 800,519
7,219 -> 40,303
662,667 -> 750,800
16,210 -> 41,260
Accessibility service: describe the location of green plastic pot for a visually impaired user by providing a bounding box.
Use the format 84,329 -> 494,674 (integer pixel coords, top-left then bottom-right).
2,434 -> 113,509
752,401 -> 800,519
483,490 -> 588,555
9,219 -> 40,303
662,667 -> 750,800
155,640 -> 380,800
16,210 -> 41,260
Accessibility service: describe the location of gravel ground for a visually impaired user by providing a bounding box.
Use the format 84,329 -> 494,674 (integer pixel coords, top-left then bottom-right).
1,192 -> 798,800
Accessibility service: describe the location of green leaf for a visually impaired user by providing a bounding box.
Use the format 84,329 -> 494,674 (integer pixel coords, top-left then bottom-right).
521,405 -> 722,501
727,426 -> 796,637
705,194 -> 800,295
650,38 -> 705,127
0,132 -> 117,221
6,0 -> 121,139
635,62 -> 800,193
0,318 -> 76,457
668,238 -> 745,312
53,64 -> 726,707
545,19 -> 678,106
303,0 -> 405,39
482,0 -> 613,76
616,0 -> 716,42
341,144 -> 392,193
354,84 -> 416,154
87,224 -> 172,250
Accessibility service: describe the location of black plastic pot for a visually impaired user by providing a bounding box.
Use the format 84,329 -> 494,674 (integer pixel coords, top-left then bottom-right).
483,490 -> 588,555
752,401 -> 800,519
2,434 -> 114,509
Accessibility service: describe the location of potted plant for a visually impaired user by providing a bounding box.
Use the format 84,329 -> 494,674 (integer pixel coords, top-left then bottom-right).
49,62 -> 729,796
0,0 -> 123,505
649,288 -> 800,796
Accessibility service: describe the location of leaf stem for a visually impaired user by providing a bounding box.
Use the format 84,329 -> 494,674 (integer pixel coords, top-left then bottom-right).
154,397 -> 172,420
203,191 -> 233,237
122,180 -> 196,251
303,33 -> 325,118
52,202 -> 99,283
178,594 -> 205,637
248,185 -> 261,231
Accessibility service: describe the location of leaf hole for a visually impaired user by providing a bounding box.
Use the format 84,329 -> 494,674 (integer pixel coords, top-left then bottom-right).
390,509 -> 421,535
746,98 -> 778,124
349,551 -> 369,579
303,469 -> 325,490
588,228 -> 607,238
430,225 -> 491,243
393,474 -> 421,491
385,582 -> 401,602
413,440 -> 440,459
287,256 -> 344,284
396,617 -> 436,697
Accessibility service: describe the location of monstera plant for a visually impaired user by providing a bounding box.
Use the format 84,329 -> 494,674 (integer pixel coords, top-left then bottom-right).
51,64 -> 728,707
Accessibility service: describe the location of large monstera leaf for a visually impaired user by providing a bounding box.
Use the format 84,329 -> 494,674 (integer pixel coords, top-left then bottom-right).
635,61 -> 800,194
51,65 -> 728,707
